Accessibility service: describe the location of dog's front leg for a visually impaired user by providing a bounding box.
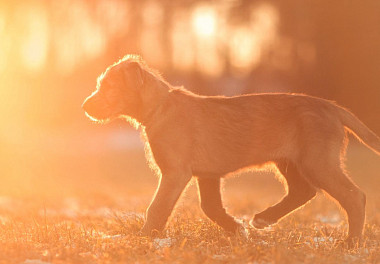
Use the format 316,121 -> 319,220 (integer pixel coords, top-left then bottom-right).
197,177 -> 241,233
141,171 -> 191,236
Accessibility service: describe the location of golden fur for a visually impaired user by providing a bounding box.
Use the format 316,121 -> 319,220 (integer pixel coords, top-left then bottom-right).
83,55 -> 380,244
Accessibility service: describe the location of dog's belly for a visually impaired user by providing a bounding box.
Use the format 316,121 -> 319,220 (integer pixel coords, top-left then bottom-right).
189,117 -> 299,177
191,146 -> 272,177
192,158 -> 269,178
190,132 -> 298,177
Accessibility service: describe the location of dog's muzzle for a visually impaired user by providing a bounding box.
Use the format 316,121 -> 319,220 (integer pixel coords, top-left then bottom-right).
82,94 -> 110,121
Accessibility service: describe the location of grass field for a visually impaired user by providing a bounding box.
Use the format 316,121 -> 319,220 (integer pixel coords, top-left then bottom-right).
0,129 -> 379,263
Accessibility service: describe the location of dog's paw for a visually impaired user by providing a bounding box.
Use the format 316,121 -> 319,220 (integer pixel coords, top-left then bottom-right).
139,226 -> 160,237
249,216 -> 275,229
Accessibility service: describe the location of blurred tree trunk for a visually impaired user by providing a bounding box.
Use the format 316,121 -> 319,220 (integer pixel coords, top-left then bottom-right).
277,0 -> 380,131
312,0 -> 380,131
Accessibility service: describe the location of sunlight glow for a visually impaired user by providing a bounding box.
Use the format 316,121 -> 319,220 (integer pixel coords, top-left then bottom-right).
0,12 -> 8,72
141,1 -> 165,67
196,39 -> 224,77
96,0 -> 130,35
191,4 -> 223,76
20,6 -> 48,71
171,11 -> 195,71
143,0 -> 163,26
53,1 -> 106,74
250,3 -> 278,42
192,5 -> 216,38
229,3 -> 279,74
229,27 -> 261,74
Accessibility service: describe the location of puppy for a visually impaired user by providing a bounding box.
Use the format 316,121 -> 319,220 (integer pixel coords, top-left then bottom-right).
83,55 -> 380,243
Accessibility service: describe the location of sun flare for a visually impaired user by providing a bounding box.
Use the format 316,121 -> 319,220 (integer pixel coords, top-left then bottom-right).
20,6 -> 48,71
192,5 -> 216,38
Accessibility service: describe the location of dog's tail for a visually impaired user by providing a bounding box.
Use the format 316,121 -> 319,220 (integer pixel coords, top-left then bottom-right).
337,105 -> 380,155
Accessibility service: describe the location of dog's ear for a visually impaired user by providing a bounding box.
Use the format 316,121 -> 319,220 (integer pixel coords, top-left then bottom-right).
122,61 -> 144,89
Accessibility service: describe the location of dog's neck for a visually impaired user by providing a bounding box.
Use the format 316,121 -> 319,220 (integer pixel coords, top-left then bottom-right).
139,77 -> 170,127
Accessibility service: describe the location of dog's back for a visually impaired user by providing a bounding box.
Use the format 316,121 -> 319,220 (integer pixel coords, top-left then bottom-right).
149,91 -> 344,175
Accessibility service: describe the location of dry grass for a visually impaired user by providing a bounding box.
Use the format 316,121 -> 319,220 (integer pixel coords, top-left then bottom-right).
0,131 -> 379,263
0,191 -> 379,264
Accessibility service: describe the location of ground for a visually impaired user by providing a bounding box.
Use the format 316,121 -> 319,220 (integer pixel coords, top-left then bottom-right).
0,130 -> 379,263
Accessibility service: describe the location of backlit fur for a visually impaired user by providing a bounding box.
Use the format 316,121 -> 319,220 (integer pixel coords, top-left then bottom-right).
83,55 -> 380,245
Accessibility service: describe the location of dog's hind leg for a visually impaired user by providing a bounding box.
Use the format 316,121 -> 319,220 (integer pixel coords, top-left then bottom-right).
251,160 -> 317,229
302,165 -> 366,243
197,177 -> 242,233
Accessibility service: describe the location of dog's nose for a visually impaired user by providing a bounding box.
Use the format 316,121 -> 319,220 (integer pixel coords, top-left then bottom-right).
82,94 -> 108,121
82,97 -> 90,112
82,96 -> 97,115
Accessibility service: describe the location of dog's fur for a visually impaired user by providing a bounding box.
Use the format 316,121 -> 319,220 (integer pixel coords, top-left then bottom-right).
83,55 -> 380,243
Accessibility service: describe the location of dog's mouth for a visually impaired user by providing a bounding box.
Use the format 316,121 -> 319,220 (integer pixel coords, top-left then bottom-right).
82,95 -> 116,124
84,111 -> 111,124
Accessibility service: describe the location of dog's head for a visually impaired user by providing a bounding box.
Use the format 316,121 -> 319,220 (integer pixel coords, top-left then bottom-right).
82,55 -> 144,123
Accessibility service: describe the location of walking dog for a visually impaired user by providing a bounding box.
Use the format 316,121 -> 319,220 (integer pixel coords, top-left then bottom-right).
82,55 -> 380,243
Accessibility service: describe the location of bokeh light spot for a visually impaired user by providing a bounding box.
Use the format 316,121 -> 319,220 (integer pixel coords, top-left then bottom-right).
20,6 -> 48,72
192,4 -> 216,38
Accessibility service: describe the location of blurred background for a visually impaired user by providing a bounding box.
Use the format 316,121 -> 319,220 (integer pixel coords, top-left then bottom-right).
0,0 -> 379,206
